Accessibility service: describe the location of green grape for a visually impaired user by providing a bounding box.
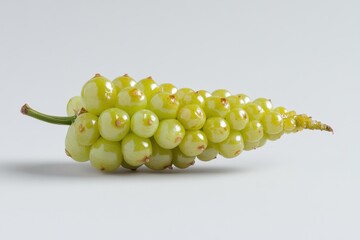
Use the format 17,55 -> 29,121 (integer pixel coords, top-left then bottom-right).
212,89 -> 232,98
202,117 -> 230,143
225,108 -> 249,131
65,124 -> 90,162
243,141 -> 260,151
121,133 -> 152,167
177,104 -> 206,130
135,76 -> 160,100
131,109 -> 159,138
236,94 -> 251,104
241,120 -> 264,142
273,106 -> 288,117
218,131 -> 244,158
112,74 -> 136,92
90,137 -> 123,172
73,112 -> 100,146
179,130 -> 208,157
154,119 -> 185,149
283,117 -> 296,132
145,139 -> 172,170
121,160 -> 141,171
196,90 -> 211,100
262,111 -> 284,134
115,87 -> 147,116
226,95 -> 246,109
266,132 -> 284,141
180,92 -> 205,107
66,96 -> 84,116
98,108 -> 130,141
253,98 -> 273,112
243,102 -> 265,120
148,92 -> 180,120
204,96 -> 230,118
81,74 -> 117,115
197,142 -> 218,161
175,88 -> 194,100
172,147 -> 196,169
159,83 -> 177,94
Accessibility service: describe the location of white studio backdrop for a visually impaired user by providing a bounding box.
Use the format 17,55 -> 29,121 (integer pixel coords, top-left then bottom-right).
0,1 -> 359,240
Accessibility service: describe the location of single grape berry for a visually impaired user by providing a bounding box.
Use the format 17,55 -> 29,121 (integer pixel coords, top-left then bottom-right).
112,74 -> 136,92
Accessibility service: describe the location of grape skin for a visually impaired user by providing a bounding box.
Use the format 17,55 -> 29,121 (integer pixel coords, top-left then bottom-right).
65,124 -> 90,162
154,119 -> 185,149
121,133 -> 152,167
90,137 -> 123,172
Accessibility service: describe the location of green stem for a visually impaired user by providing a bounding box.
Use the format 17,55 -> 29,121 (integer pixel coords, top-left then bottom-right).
21,104 -> 76,125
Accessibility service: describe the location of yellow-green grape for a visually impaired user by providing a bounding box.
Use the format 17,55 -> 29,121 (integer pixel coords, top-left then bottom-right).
116,87 -> 147,116
253,98 -> 273,112
112,74 -> 136,92
145,139 -> 172,170
73,113 -> 100,146
204,96 -> 230,118
244,141 -> 260,151
121,133 -> 152,167
283,117 -> 296,132
81,74 -> 117,115
172,147 -> 195,169
202,117 -> 230,143
177,104 -> 206,130
196,90 -> 211,100
66,96 -> 84,116
225,108 -> 249,131
212,89 -> 232,98
175,88 -> 194,100
130,109 -> 159,138
89,137 -> 123,172
121,160 -> 140,171
180,92 -> 205,107
266,132 -> 284,141
135,76 -> 160,100
237,94 -> 251,104
218,131 -> 244,158
226,95 -> 246,109
65,125 -> 90,162
197,142 -> 218,161
262,111 -> 284,134
159,83 -> 177,94
243,102 -> 265,120
98,108 -> 130,141
154,119 -> 185,149
273,106 -> 288,117
179,130 -> 208,157
241,120 -> 264,142
148,92 -> 180,120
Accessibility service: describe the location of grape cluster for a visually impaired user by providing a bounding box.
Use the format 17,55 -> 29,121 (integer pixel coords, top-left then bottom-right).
61,73 -> 332,172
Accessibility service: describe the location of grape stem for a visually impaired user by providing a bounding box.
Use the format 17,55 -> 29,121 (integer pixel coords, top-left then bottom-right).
21,104 -> 76,125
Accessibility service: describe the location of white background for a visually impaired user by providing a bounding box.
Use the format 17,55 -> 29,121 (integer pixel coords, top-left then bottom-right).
0,0 -> 359,239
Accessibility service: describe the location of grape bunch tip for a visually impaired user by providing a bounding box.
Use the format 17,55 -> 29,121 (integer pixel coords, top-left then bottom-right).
21,73 -> 333,172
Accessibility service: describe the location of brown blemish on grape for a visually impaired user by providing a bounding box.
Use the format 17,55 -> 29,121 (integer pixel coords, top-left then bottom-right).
235,150 -> 241,155
123,73 -> 129,77
94,73 -> 101,78
79,124 -> 85,132
169,94 -> 176,103
147,76 -> 152,79
130,88 -> 142,98
143,156 -> 150,163
147,119 -> 153,126
175,136 -> 183,143
167,165 -> 173,170
221,98 -> 227,105
78,108 -> 87,115
115,119 -> 122,127
198,145 -> 205,151
190,161 -> 195,166
100,167 -> 105,171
